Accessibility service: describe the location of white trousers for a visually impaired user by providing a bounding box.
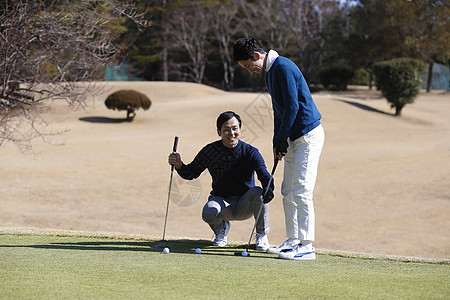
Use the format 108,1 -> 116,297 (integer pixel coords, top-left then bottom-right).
281,124 -> 324,242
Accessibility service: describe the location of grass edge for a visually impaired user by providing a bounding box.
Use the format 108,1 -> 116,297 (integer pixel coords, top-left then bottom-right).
1,226 -> 448,265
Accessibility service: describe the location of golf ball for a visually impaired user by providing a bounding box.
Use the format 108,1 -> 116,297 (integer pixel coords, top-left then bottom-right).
163,247 -> 170,254
241,250 -> 248,257
195,248 -> 202,254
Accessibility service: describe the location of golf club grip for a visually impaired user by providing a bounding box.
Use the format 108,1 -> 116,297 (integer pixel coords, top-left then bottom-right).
271,159 -> 279,175
262,159 -> 278,198
171,136 -> 179,171
173,136 -> 179,152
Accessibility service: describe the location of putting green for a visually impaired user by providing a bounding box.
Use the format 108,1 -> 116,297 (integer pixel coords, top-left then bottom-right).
0,233 -> 448,299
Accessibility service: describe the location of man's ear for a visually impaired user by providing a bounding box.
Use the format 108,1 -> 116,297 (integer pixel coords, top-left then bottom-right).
253,51 -> 261,60
217,128 -> 221,136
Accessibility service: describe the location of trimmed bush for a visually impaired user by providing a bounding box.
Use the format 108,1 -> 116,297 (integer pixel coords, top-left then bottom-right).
373,58 -> 425,116
319,67 -> 354,91
105,89 -> 151,121
350,68 -> 371,86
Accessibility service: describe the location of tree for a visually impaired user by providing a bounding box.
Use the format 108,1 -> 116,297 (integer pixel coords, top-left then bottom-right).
105,89 -> 151,121
164,0 -> 214,83
347,0 -> 449,91
124,0 -> 347,90
237,0 -> 345,84
308,1 -> 348,82
383,0 -> 450,92
238,0 -> 297,52
127,0 -> 178,81
0,0 -> 148,151
373,58 -> 425,116
210,0 -> 241,91
346,0 -> 407,89
127,0 -> 241,88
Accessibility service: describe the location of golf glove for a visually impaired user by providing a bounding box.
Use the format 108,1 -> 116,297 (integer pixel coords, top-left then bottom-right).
274,140 -> 288,156
263,188 -> 274,204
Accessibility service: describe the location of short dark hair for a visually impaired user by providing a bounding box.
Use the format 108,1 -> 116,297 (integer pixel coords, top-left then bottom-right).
217,111 -> 242,130
232,37 -> 266,62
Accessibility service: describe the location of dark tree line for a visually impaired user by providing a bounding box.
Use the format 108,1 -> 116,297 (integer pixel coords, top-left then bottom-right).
129,0 -> 347,90
128,0 -> 449,91
346,0 -> 449,91
1,0 -> 448,149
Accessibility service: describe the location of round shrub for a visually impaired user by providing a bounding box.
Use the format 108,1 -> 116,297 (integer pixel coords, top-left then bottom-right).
373,58 -> 425,116
105,89 -> 151,121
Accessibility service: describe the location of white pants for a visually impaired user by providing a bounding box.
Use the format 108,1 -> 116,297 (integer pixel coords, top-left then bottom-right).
281,124 -> 324,242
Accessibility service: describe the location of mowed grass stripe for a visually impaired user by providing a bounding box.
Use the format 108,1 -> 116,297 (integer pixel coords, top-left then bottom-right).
0,234 -> 448,299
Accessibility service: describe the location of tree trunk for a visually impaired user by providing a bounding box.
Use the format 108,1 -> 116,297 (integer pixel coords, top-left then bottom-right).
127,108 -> 136,121
162,0 -> 168,81
229,64 -> 234,90
395,106 -> 402,116
222,61 -> 230,91
162,46 -> 168,81
426,62 -> 433,93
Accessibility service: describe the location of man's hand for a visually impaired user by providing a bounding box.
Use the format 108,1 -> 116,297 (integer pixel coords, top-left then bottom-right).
168,152 -> 183,170
274,140 -> 288,160
263,188 -> 274,204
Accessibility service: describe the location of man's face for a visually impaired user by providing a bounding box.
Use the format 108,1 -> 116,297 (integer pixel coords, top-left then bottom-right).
218,117 -> 241,148
238,52 -> 264,74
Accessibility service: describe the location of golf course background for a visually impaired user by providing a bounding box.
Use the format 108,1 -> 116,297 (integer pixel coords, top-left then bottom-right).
1,82 -> 449,260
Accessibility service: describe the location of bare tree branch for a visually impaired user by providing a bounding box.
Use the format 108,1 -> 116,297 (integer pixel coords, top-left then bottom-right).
165,1 -> 212,83
0,0 -> 149,151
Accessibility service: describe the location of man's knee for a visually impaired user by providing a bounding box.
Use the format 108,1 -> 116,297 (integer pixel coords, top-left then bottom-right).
202,201 -> 221,224
248,186 -> 263,200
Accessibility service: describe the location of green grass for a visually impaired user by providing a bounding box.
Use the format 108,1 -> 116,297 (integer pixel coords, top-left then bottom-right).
0,232 -> 448,299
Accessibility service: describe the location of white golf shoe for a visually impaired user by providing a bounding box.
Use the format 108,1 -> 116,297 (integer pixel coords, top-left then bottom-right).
255,233 -> 270,251
213,221 -> 230,246
266,238 -> 299,254
278,243 -> 316,260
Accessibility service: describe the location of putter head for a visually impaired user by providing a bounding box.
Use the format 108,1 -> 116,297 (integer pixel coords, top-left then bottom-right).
153,242 -> 166,248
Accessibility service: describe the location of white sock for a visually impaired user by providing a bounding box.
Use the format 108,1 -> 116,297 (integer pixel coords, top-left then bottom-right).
300,240 -> 313,249
288,238 -> 300,245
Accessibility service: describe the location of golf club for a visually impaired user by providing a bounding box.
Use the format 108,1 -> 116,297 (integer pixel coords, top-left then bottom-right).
154,136 -> 179,248
234,159 -> 279,256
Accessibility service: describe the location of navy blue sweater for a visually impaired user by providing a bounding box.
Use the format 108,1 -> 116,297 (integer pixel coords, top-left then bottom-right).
265,56 -> 322,145
177,140 -> 273,198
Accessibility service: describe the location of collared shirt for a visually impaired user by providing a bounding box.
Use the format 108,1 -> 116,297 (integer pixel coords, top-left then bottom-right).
265,50 -> 279,72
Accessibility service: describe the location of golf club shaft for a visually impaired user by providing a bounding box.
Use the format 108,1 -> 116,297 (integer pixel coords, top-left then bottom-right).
162,136 -> 179,241
246,159 -> 279,251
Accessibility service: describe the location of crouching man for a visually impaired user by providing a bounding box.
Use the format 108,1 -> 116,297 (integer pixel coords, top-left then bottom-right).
168,111 -> 274,250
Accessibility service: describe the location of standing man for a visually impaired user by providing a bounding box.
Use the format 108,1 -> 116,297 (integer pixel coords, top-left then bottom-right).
168,111 -> 274,250
233,37 -> 325,260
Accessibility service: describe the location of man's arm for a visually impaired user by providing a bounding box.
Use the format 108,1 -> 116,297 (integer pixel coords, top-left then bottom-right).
276,64 -> 299,142
168,147 -> 208,180
251,148 -> 275,203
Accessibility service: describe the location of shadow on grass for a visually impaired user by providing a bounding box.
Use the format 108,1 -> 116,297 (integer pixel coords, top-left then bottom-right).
79,116 -> 130,123
0,238 -> 272,258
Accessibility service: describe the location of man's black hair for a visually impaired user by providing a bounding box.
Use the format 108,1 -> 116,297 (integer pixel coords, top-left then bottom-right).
217,111 -> 242,130
232,37 -> 266,62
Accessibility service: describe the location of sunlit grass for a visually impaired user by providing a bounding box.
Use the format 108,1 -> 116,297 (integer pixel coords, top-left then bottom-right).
0,232 -> 448,299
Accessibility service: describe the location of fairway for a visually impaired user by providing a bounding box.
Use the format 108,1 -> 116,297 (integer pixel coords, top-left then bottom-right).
1,233 -> 448,299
